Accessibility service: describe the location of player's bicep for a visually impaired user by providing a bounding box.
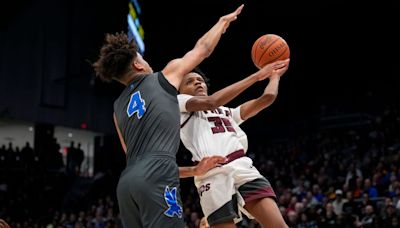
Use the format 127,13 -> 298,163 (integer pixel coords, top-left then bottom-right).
162,48 -> 207,89
178,94 -> 216,113
185,96 -> 216,112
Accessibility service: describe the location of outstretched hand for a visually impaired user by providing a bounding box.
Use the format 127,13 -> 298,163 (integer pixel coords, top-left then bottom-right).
220,4 -> 244,34
256,59 -> 290,81
194,156 -> 227,176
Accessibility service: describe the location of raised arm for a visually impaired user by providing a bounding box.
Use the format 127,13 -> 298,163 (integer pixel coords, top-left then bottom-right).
162,4 -> 244,90
239,62 -> 289,121
184,59 -> 289,112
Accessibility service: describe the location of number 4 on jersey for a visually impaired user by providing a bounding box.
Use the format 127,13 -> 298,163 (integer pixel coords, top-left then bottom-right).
127,91 -> 146,119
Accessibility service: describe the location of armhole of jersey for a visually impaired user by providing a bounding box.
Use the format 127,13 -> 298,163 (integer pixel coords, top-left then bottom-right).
158,72 -> 178,96
113,112 -> 126,145
181,112 -> 194,128
230,107 -> 245,125
113,101 -> 124,136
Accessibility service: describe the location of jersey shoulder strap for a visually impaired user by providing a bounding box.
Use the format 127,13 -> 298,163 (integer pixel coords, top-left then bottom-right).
181,112 -> 194,128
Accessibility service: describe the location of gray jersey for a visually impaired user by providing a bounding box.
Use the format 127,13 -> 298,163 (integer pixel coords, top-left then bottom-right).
114,72 -> 180,166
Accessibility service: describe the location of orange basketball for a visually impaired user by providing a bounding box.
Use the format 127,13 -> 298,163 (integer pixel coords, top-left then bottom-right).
251,34 -> 290,69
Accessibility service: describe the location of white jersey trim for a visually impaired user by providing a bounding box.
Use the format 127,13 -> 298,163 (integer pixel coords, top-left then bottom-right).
177,94 -> 193,113
231,106 -> 245,125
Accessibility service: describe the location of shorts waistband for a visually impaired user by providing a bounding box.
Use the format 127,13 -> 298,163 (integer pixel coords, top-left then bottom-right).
127,151 -> 175,166
194,149 -> 245,165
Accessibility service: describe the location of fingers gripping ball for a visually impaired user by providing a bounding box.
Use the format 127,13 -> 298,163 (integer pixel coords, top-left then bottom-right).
251,34 -> 290,69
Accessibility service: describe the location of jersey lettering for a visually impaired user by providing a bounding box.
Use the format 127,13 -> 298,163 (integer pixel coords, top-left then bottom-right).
221,117 -> 235,132
207,117 -> 236,134
199,183 -> 211,197
127,91 -> 146,119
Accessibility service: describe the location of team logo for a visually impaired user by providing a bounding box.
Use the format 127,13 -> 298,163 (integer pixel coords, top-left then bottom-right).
164,186 -> 183,218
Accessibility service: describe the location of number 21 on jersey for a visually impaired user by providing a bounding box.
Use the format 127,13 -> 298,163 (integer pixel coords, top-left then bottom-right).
127,91 -> 146,119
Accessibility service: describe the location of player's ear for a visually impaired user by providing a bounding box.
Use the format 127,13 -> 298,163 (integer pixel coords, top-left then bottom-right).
133,60 -> 145,71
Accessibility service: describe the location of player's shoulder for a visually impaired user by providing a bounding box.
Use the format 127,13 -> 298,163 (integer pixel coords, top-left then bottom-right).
132,72 -> 159,87
177,94 -> 193,99
125,72 -> 159,93
157,72 -> 178,96
177,94 -> 194,104
219,105 -> 232,111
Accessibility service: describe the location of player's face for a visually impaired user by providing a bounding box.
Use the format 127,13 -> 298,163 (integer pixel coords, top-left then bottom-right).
179,73 -> 208,96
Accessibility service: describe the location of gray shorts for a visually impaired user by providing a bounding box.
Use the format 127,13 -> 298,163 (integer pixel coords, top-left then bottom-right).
117,154 -> 185,228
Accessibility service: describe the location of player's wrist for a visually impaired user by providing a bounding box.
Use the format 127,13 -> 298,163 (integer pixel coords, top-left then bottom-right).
192,166 -> 200,176
252,71 -> 265,82
269,74 -> 280,81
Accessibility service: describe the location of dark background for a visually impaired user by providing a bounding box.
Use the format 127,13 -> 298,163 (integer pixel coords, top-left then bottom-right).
138,0 -> 399,141
1,0 -> 398,139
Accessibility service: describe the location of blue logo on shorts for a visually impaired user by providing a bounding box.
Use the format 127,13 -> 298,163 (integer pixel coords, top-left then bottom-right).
164,186 -> 183,218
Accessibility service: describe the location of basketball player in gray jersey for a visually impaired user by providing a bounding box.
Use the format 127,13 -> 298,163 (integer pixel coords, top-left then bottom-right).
93,5 -> 244,228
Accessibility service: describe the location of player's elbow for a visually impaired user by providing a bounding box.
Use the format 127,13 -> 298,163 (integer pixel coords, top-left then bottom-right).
200,44 -> 213,58
260,93 -> 277,105
195,40 -> 213,58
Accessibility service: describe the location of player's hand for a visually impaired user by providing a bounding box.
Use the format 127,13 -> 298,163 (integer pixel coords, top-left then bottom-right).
271,59 -> 290,79
220,4 -> 244,33
0,219 -> 10,228
256,59 -> 289,81
194,156 -> 227,176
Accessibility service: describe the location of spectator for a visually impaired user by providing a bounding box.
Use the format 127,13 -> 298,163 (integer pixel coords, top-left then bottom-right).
381,203 -> 399,227
312,184 -> 325,203
319,203 -> 337,227
75,143 -> 85,175
345,163 -> 363,191
332,189 -> 347,216
0,145 -> 7,168
20,142 -> 34,167
67,141 -> 83,176
340,190 -> 358,226
364,178 -> 379,198
286,210 -> 298,227
355,205 -> 377,228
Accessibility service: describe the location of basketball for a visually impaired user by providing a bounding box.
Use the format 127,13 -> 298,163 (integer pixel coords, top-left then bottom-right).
251,34 -> 290,69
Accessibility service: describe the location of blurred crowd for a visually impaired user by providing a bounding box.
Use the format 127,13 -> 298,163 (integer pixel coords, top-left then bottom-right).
1,105 -> 400,227
179,105 -> 400,228
247,105 -> 400,228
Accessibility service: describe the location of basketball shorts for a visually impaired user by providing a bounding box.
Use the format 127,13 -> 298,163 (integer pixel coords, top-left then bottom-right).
117,153 -> 185,228
194,156 -> 276,226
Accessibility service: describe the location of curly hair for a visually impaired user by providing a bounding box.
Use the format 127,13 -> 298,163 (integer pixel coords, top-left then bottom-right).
92,32 -> 138,82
